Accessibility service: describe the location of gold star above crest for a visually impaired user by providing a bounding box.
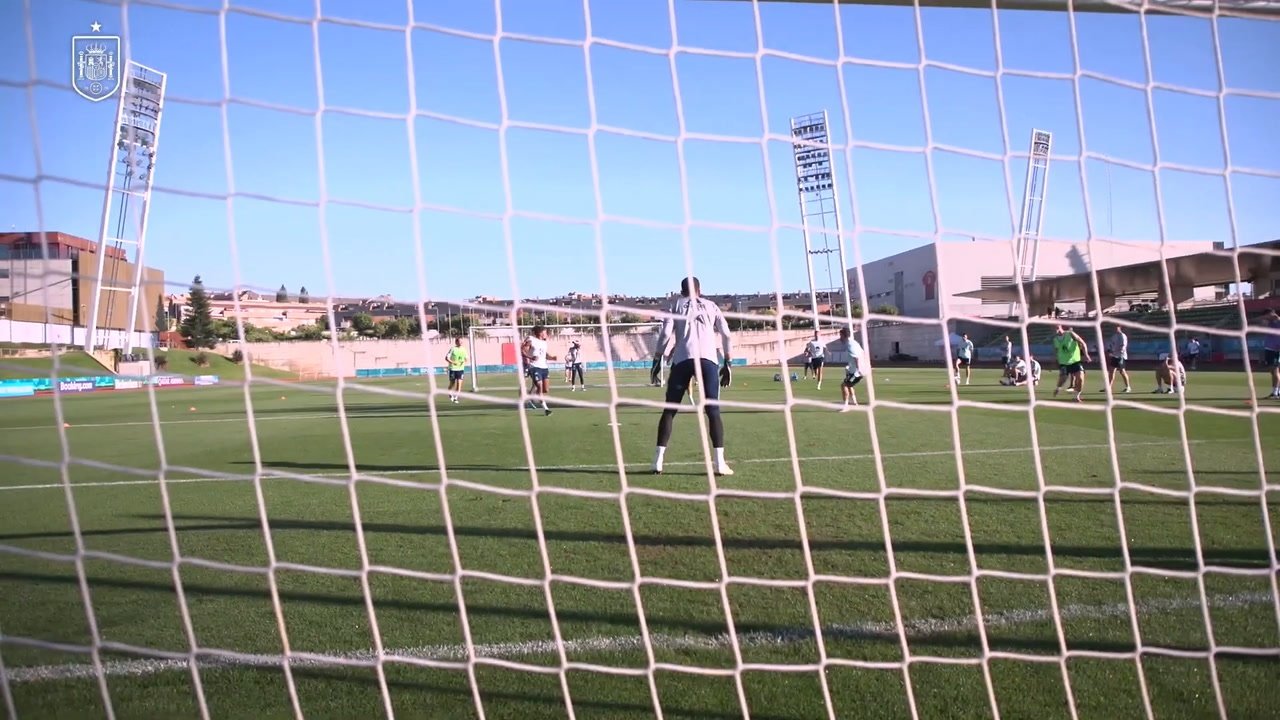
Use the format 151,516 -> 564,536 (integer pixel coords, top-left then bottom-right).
90,21 -> 102,32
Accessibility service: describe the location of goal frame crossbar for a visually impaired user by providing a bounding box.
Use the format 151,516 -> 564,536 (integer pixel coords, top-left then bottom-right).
465,322 -> 665,392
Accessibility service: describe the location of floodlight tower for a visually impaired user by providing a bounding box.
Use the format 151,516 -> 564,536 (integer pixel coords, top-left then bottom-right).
790,111 -> 851,327
1015,129 -> 1052,283
84,60 -> 167,353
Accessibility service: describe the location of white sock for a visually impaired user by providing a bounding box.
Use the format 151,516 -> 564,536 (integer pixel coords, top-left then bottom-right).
714,447 -> 726,466
654,446 -> 666,464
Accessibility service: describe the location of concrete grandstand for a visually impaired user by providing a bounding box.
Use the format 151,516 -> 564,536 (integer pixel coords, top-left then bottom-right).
851,237 -> 1279,365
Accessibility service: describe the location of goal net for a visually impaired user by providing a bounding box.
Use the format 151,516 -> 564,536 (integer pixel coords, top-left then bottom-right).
467,322 -> 665,392
3,1 -> 1279,719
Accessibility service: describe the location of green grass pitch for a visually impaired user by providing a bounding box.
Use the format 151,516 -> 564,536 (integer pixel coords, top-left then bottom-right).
0,365 -> 1277,719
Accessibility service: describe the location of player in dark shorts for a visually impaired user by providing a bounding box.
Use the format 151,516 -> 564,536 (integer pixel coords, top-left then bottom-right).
651,276 -> 735,476
1260,309 -> 1280,399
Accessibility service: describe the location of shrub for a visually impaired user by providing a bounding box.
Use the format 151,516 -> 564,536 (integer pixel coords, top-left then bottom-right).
230,349 -> 244,364
194,351 -> 209,367
154,354 -> 168,369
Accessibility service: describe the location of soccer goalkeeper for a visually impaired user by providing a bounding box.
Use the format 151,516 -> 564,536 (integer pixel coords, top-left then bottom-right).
651,275 -> 734,477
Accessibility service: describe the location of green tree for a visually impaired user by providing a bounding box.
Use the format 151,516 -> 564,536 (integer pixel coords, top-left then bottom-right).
210,318 -> 240,341
244,324 -> 278,343
294,322 -> 323,340
275,284 -> 289,303
874,304 -> 900,316
298,286 -> 310,304
179,275 -> 217,349
154,294 -> 169,333
350,312 -> 375,335
375,318 -> 399,339
451,315 -> 473,334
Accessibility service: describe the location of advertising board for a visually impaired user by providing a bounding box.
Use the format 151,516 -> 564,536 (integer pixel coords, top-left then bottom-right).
152,375 -> 186,387
0,384 -> 35,398
57,379 -> 98,393
194,375 -> 220,386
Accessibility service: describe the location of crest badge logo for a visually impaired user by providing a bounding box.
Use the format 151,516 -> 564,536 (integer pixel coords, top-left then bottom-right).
72,23 -> 121,102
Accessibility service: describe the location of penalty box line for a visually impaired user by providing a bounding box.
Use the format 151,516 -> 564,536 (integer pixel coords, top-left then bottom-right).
3,590 -> 1273,684
0,439 -> 1215,492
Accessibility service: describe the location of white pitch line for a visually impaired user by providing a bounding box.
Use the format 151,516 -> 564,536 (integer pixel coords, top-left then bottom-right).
532,439 -> 1211,472
0,439 -> 1209,492
0,384 -> 656,433
3,591 -> 1271,684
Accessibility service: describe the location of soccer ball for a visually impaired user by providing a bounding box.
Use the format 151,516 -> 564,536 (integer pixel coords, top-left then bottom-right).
774,373 -> 781,382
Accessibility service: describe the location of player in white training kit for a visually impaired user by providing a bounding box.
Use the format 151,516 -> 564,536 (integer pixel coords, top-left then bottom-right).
804,331 -> 826,389
1102,326 -> 1132,394
651,276 -> 734,477
1154,352 -> 1186,394
565,340 -> 585,391
1003,355 -> 1041,387
838,326 -> 865,411
954,333 -> 974,385
521,325 -> 557,415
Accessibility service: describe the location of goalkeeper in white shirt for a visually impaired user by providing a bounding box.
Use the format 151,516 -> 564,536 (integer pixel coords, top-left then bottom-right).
651,276 -> 734,477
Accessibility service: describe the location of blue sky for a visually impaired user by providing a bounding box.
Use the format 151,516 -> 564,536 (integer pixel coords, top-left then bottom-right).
1,0 -> 1277,305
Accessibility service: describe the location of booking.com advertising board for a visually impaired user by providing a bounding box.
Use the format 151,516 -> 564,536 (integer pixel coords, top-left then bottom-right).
0,374 -> 221,398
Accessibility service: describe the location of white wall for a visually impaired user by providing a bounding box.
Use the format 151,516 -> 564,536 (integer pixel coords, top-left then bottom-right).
0,258 -> 75,309
220,330 -> 822,378
866,322 -> 948,363
0,319 -> 154,349
846,244 -> 940,320
850,239 -> 1218,321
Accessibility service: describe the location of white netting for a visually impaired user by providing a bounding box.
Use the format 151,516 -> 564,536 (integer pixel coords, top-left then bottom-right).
2,0 -> 1279,719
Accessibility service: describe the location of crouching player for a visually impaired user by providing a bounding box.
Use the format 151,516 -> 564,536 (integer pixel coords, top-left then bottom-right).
839,326 -> 865,411
1002,355 -> 1041,387
1154,353 -> 1187,394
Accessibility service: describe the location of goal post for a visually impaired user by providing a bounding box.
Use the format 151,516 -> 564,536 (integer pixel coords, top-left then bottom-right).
8,0 -> 1280,718
466,322 -> 665,393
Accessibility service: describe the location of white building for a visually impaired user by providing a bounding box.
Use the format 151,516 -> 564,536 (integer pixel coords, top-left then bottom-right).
849,238 -> 1218,321
850,238 -> 1220,360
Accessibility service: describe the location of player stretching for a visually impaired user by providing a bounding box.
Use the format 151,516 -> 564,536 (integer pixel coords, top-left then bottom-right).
1259,309 -> 1280,399
565,340 -> 585,391
838,326 -> 865,411
1052,325 -> 1091,402
953,333 -> 974,385
1003,355 -> 1041,387
1153,352 -> 1186,394
651,276 -> 734,476
521,326 -> 556,416
1102,325 -> 1132,394
804,331 -> 826,388
444,337 -> 468,403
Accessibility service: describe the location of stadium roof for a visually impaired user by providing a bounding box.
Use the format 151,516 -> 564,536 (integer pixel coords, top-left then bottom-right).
956,240 -> 1280,309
